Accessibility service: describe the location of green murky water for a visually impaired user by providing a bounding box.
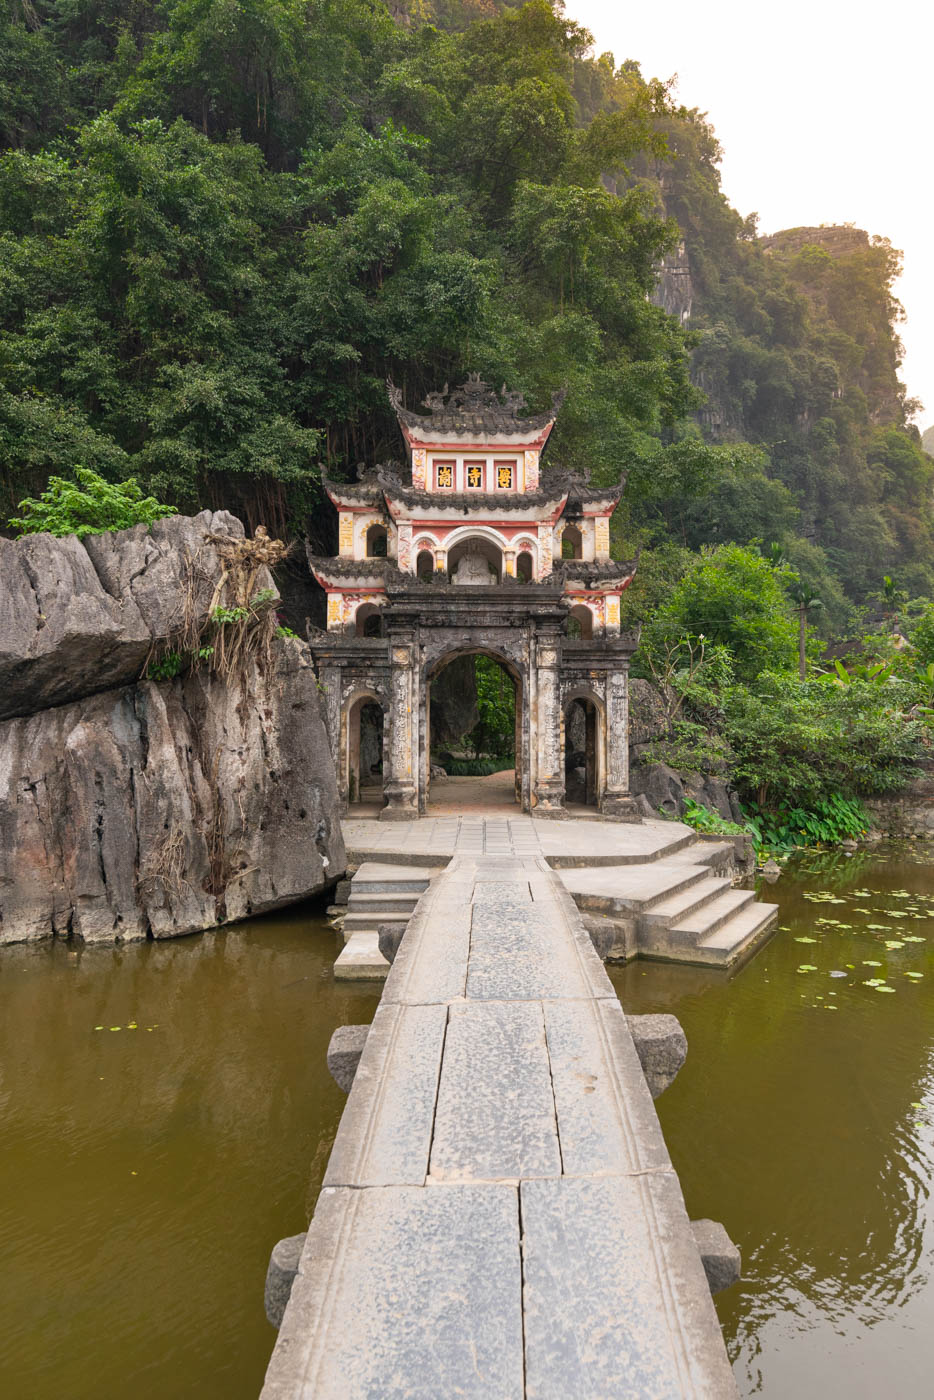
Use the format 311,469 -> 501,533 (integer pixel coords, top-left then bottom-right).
2,850 -> 933,1397
0,908 -> 379,1400
611,844 -> 934,1398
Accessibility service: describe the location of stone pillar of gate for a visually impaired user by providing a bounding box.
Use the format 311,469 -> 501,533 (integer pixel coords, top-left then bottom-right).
532,632 -> 567,818
601,667 -> 640,821
380,641 -> 419,820
317,666 -> 345,806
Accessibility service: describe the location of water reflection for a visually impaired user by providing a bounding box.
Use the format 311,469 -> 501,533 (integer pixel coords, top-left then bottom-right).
3,851 -> 934,1398
612,844 -> 934,1398
0,909 -> 379,1400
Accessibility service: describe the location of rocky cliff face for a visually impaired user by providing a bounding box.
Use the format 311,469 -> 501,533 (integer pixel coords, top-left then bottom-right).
0,510 -> 250,721
0,516 -> 345,946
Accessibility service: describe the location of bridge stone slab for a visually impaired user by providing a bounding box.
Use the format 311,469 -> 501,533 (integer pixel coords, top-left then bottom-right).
521,1174 -> 738,1399
543,998 -> 672,1179
429,1000 -> 561,1182
324,1001 -> 447,1188
263,1183 -> 524,1400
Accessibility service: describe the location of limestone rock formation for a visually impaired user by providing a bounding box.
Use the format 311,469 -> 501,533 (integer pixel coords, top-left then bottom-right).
430,654 -> 479,747
628,679 -> 671,746
0,516 -> 345,946
0,641 -> 344,945
0,510 -> 256,721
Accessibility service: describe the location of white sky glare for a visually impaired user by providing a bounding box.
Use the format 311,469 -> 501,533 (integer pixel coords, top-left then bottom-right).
570,0 -> 932,427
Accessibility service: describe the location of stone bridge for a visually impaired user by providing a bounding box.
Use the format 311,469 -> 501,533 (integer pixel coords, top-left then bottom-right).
261,852 -> 741,1398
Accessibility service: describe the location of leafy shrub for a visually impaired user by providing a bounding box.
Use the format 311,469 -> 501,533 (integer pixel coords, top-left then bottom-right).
641,719 -> 733,775
680,798 -> 746,836
910,603 -> 934,667
147,651 -> 184,682
722,673 -> 922,809
10,468 -> 173,538
146,644 -> 214,682
742,795 -> 869,849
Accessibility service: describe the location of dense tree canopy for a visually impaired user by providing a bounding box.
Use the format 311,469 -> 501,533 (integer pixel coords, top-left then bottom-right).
0,0 -> 929,607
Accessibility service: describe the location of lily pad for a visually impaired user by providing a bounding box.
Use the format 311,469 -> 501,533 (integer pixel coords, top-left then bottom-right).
884,941 -> 905,950
794,936 -> 817,943
863,978 -> 886,987
862,960 -> 882,967
797,964 -> 818,973
905,972 -> 924,980
875,985 -> 896,993
829,970 -> 847,978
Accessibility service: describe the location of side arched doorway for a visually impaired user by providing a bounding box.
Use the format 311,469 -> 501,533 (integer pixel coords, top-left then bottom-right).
424,650 -> 523,810
347,695 -> 385,807
564,695 -> 602,808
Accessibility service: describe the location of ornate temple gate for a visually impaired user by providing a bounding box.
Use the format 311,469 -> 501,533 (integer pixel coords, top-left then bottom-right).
306,375 -> 640,821
312,577 -> 637,820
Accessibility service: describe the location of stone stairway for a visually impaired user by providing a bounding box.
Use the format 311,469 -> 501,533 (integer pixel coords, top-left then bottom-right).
560,840 -> 778,968
334,863 -> 433,980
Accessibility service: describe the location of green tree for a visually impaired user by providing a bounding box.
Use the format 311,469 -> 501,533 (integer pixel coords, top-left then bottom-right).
643,543 -> 798,683
9,466 -> 173,537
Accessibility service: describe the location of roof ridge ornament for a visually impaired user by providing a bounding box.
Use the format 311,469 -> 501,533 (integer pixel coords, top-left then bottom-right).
386,376 -> 566,434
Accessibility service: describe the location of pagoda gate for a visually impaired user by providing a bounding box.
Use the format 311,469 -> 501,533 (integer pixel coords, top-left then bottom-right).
307,376 -> 639,820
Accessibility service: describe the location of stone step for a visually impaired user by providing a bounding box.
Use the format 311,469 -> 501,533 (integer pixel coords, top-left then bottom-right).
689,840 -> 740,870
347,891 -> 422,914
668,887 -> 756,943
350,862 -> 432,894
559,861 -> 712,917
334,932 -> 390,981
694,901 -> 780,965
342,910 -> 410,938
641,875 -> 733,927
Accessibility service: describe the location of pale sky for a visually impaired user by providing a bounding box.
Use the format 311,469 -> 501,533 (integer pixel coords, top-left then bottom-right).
571,0 -> 933,429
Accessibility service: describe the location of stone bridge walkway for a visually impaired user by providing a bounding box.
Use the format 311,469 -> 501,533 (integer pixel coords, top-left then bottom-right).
261,855 -> 738,1398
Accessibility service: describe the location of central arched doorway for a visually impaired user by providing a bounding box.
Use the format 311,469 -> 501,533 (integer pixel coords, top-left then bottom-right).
347,695 -> 384,808
426,650 -> 521,810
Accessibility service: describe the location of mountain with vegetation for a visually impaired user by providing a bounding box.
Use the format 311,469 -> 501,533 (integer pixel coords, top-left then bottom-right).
0,0 -> 930,616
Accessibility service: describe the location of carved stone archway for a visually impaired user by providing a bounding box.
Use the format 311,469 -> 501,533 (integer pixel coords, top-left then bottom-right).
311,577 -> 638,820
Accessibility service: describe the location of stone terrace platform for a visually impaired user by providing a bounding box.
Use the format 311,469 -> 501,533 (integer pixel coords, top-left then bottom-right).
262,856 -> 738,1398
336,815 -> 778,978
343,813 -> 698,868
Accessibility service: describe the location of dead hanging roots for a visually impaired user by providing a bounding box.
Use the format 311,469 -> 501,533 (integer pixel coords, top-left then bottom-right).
201,526 -> 290,684
143,525 -> 291,688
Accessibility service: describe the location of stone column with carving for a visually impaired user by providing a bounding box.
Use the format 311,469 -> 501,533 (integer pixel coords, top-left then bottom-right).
396,521 -> 412,572
537,523 -> 553,578
532,633 -> 567,818
380,641 -> 419,820
601,667 -> 639,820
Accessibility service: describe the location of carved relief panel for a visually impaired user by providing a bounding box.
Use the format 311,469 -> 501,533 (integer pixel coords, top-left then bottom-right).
412,448 -> 427,489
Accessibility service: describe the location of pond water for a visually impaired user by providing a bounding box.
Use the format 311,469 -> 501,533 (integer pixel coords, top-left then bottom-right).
1,848 -> 933,1397
611,843 -> 934,1398
0,908 -> 379,1400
